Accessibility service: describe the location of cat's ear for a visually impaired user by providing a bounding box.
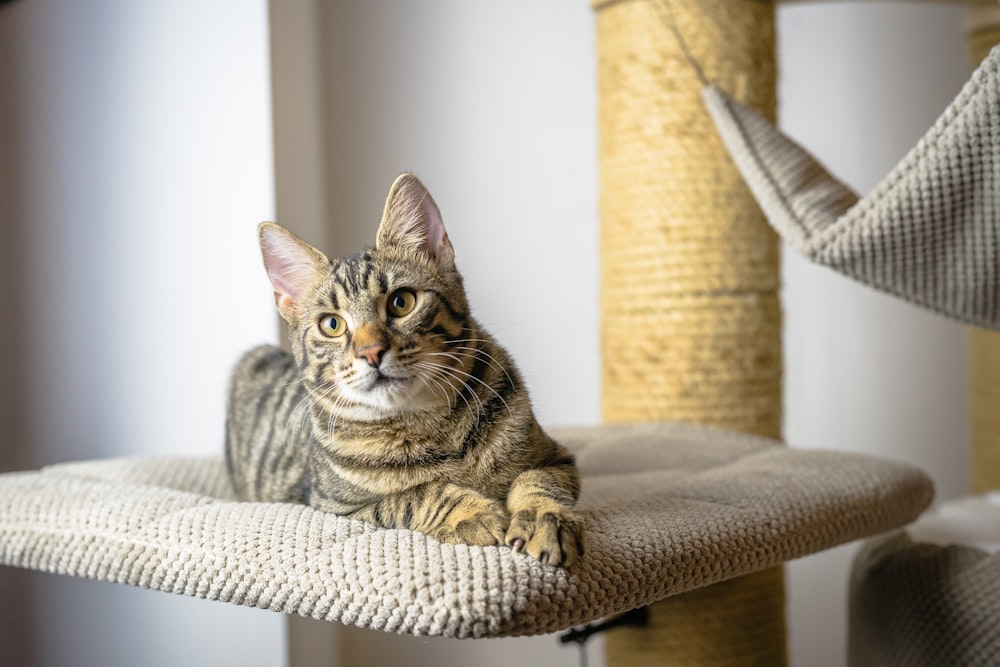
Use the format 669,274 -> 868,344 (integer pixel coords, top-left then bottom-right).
258,222 -> 330,322
376,173 -> 455,268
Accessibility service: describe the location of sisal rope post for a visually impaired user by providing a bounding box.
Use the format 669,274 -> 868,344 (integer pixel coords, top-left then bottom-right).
966,2 -> 1000,494
592,0 -> 786,665
970,330 -> 1000,492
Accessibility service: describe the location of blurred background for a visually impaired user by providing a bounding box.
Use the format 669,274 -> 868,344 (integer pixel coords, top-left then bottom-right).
0,1 -> 972,665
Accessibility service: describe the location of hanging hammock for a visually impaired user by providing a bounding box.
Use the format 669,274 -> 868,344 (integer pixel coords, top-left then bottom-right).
704,44 -> 1000,329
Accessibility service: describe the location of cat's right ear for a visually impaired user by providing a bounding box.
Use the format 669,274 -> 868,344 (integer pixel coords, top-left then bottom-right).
258,222 -> 330,322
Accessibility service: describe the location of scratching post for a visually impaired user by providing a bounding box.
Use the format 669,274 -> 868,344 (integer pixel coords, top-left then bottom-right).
966,4 -> 1000,68
967,2 -> 1000,495
592,0 -> 785,665
970,330 -> 1000,492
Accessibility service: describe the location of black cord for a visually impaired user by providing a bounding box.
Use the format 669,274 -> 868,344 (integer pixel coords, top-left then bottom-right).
653,0 -> 709,87
559,607 -> 650,667
558,606 -> 650,646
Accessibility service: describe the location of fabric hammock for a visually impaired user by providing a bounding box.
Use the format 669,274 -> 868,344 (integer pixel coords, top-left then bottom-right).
0,422 -> 930,638
703,44 -> 1000,330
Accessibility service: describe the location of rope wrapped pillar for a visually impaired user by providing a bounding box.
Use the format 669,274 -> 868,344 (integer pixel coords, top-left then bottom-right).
592,0 -> 785,665
966,3 -> 1000,495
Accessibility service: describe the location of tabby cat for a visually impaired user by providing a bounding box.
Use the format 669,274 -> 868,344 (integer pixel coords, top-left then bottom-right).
225,173 -> 584,567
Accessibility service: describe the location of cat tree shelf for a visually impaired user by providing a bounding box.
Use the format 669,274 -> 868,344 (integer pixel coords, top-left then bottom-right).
0,422 -> 930,638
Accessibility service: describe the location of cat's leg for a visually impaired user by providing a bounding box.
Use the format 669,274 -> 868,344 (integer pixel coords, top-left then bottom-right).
505,453 -> 585,567
349,482 -> 510,547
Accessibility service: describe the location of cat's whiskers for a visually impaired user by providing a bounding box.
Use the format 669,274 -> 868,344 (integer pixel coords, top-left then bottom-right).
432,346 -> 514,390
408,365 -> 454,411
277,374 -> 309,390
412,360 -> 481,423
304,380 -> 344,438
425,350 -> 473,372
412,360 -> 463,405
424,353 -> 514,418
451,345 -> 515,389
441,333 -> 517,383
287,380 -> 330,437
413,360 -> 491,429
413,372 -> 453,412
285,396 -> 313,443
327,391 -> 350,436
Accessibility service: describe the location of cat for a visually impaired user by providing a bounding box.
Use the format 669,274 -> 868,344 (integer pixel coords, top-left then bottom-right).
226,173 -> 584,567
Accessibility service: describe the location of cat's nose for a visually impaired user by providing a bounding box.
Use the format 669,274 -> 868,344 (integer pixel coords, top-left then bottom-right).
357,344 -> 386,368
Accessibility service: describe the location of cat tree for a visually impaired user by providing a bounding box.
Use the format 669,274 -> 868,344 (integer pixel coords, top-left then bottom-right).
0,1 -> 997,662
595,1 -> 1000,665
592,0 -> 1000,665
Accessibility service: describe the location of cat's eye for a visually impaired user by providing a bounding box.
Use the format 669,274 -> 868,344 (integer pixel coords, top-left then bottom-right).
387,289 -> 416,318
318,314 -> 347,338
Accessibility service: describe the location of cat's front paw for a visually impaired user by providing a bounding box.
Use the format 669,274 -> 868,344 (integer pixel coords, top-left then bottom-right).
505,506 -> 585,567
434,498 -> 510,547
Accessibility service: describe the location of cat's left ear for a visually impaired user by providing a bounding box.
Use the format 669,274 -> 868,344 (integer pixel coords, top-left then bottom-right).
376,173 -> 455,268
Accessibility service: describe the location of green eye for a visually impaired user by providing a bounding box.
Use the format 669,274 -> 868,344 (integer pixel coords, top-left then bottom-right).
387,289 -> 416,318
318,314 -> 347,338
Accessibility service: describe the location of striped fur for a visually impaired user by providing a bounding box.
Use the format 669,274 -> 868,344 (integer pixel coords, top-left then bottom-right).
225,344 -> 312,504
225,173 -> 584,566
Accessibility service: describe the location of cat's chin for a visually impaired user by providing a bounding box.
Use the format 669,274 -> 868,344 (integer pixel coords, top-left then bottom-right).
338,379 -> 446,421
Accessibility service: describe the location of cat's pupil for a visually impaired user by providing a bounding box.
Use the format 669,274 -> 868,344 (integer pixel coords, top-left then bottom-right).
388,289 -> 416,317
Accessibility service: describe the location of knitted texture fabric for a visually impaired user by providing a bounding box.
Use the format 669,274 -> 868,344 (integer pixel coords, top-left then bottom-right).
0,423 -> 931,638
703,44 -> 1000,330
849,532 -> 1000,667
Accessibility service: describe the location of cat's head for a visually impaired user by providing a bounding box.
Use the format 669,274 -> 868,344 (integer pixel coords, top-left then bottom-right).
258,173 -> 472,419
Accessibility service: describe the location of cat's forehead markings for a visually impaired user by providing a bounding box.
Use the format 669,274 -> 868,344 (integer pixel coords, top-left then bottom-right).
324,286 -> 340,311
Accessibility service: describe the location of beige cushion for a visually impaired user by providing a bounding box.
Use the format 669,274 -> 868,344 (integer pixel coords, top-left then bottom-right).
0,422 -> 931,638
704,45 -> 1000,330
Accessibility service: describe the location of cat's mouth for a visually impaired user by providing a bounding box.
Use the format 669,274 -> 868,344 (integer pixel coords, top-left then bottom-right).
356,368 -> 412,398
347,366 -> 442,415
369,371 -> 405,387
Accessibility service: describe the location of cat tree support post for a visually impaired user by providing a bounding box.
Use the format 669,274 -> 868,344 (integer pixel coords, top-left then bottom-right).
966,1 -> 1000,494
591,1 -> 785,665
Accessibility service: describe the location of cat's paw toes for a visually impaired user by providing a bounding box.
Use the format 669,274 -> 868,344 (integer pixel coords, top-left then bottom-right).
505,507 -> 585,567
436,502 -> 510,547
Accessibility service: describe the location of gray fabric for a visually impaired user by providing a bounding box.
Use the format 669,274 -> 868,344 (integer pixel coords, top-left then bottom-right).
704,44 -> 1000,330
849,532 -> 1000,667
0,422 -> 931,638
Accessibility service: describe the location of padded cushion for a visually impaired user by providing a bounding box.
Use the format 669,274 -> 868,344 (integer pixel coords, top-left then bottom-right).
0,422 -> 931,638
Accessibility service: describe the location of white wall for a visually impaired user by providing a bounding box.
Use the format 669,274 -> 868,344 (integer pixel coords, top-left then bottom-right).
4,1 -> 287,665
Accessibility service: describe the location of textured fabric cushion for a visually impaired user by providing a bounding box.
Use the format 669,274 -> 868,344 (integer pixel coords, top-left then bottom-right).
704,44 -> 1000,330
849,532 -> 1000,667
0,422 -> 931,638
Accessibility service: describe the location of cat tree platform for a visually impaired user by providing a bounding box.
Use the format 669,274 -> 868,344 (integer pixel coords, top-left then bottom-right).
0,422 -> 930,638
